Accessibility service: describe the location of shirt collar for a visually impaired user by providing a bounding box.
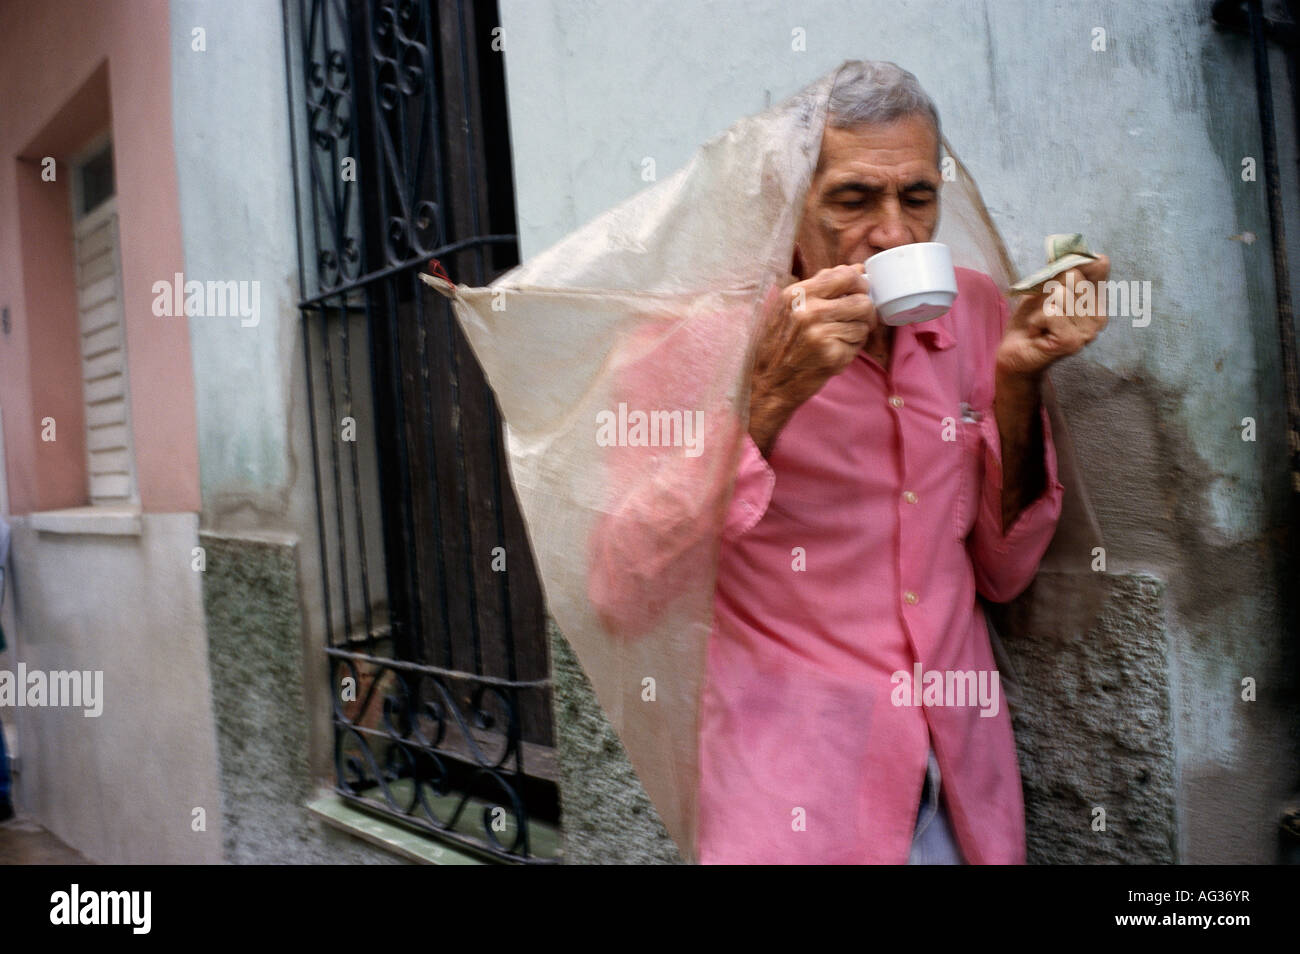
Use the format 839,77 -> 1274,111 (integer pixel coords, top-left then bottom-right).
908,318 -> 956,351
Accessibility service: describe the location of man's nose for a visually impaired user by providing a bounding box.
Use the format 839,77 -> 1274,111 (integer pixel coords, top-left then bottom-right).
868,199 -> 913,251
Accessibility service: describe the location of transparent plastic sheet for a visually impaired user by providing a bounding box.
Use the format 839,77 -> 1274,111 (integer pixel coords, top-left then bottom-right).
421,61 -> 1106,861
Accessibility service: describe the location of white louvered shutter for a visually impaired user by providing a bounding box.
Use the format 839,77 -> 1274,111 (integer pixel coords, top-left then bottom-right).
74,199 -> 137,504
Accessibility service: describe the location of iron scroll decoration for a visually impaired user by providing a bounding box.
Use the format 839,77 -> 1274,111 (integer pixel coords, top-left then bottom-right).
303,5 -> 362,291
331,653 -> 536,858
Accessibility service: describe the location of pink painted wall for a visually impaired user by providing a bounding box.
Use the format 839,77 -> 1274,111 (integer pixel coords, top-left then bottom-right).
0,0 -> 199,514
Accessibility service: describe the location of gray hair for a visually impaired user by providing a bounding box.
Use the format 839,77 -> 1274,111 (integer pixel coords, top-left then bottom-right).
826,61 -> 942,165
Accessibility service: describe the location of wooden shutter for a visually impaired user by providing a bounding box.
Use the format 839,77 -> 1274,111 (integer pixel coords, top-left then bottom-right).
74,199 -> 136,504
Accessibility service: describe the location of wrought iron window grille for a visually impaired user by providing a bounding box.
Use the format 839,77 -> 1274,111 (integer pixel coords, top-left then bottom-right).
283,0 -> 558,863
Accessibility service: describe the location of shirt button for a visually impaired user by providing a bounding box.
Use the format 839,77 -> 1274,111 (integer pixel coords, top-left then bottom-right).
903,490 -> 918,504
903,590 -> 919,605
889,395 -> 904,408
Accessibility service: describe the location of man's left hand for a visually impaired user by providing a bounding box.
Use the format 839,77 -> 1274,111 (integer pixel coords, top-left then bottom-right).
996,254 -> 1111,378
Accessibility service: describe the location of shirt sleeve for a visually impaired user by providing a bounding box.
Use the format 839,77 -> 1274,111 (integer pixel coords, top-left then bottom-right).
965,281 -> 1065,603
723,434 -> 776,539
586,411 -> 756,639
966,396 -> 1065,603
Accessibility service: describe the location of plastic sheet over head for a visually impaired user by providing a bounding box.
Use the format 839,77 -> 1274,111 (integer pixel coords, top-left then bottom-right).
421,61 -> 1106,861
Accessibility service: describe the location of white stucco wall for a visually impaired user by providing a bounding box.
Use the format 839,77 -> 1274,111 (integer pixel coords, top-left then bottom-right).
9,514 -> 224,863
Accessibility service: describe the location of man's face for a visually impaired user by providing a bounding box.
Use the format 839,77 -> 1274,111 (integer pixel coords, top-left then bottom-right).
792,114 -> 942,279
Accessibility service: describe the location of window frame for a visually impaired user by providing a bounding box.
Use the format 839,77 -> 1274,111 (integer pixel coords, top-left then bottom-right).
68,134 -> 140,509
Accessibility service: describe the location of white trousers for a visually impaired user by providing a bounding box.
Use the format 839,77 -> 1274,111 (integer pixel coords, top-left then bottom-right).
907,748 -> 965,865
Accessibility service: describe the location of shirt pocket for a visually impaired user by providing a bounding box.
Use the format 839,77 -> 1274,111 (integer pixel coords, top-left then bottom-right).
952,402 -> 987,541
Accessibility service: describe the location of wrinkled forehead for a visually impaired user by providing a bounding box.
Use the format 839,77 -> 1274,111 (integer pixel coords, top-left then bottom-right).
813,117 -> 943,182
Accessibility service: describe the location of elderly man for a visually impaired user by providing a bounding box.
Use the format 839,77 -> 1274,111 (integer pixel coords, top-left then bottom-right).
694,61 -> 1109,864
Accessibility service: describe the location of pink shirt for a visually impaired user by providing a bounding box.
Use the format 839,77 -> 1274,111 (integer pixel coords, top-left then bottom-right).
696,267 -> 1064,864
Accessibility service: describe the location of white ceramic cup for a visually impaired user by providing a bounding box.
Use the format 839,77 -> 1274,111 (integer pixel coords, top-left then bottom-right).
864,242 -> 959,326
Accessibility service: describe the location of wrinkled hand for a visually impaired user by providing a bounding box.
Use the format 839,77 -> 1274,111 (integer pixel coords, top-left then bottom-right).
749,264 -> 878,455
996,254 -> 1111,378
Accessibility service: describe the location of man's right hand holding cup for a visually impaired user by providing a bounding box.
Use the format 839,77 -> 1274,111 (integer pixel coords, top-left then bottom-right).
748,263 -> 880,456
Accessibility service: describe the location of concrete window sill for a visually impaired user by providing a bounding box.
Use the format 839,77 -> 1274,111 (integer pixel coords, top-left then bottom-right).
306,791 -> 491,865
28,505 -> 143,537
